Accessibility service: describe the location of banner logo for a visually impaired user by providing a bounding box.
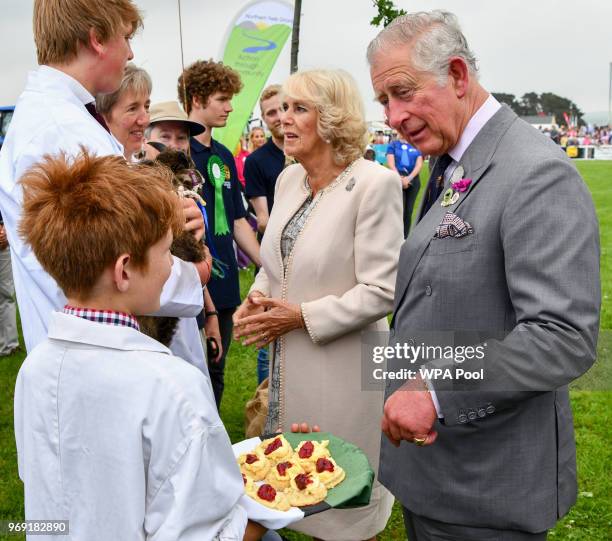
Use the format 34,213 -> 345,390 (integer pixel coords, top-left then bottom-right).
215,1 -> 293,152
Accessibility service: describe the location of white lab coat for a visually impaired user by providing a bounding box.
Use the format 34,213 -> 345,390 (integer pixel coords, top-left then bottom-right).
0,66 -> 205,369
14,312 -> 247,541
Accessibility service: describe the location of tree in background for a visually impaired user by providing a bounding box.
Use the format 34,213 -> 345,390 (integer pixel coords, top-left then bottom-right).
492,93 -> 520,110
492,91 -> 584,126
370,0 -> 406,27
519,92 -> 543,115
540,92 -> 584,126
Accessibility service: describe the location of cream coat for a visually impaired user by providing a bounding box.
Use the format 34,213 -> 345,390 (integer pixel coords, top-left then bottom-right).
251,157 -> 403,539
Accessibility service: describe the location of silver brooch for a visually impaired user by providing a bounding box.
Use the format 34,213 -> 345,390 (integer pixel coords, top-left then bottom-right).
345,177 -> 356,191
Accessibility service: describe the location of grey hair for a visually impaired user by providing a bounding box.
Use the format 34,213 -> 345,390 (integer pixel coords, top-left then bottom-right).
366,10 -> 478,84
96,63 -> 152,118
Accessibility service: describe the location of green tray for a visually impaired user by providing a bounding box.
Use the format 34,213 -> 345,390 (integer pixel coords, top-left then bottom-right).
265,432 -> 374,514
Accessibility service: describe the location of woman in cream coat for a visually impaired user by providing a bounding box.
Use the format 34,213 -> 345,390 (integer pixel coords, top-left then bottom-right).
234,69 -> 402,540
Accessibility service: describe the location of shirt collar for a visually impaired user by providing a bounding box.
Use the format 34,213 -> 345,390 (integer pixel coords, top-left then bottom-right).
36,65 -> 95,106
267,137 -> 284,155
63,304 -> 140,331
48,311 -> 170,354
448,94 -> 501,163
190,136 -> 215,154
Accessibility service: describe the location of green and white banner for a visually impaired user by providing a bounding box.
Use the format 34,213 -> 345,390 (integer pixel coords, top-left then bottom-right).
214,0 -> 293,152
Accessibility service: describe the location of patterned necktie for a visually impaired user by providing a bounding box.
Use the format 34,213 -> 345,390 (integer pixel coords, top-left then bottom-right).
419,153 -> 453,220
85,102 -> 110,133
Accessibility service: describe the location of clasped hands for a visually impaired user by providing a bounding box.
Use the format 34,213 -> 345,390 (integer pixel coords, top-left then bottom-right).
400,175 -> 413,189
234,287 -> 439,448
233,291 -> 304,348
381,376 -> 439,447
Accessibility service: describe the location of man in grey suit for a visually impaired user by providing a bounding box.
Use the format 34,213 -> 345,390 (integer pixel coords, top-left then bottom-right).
368,11 -> 600,540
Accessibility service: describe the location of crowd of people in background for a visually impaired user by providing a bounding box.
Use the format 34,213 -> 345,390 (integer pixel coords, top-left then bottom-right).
541,124 -> 612,146
375,123 -> 612,150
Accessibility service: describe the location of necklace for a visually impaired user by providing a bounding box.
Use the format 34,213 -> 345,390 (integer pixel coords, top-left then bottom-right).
304,160 -> 358,194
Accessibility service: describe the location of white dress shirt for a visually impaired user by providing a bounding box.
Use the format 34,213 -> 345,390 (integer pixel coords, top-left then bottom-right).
445,94 -> 502,181
0,66 -> 204,369
14,312 -> 247,541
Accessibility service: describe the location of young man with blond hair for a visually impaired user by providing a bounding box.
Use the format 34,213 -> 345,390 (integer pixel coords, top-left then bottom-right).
0,0 -> 205,357
178,60 -> 261,407
15,150 -> 265,541
245,84 -> 284,236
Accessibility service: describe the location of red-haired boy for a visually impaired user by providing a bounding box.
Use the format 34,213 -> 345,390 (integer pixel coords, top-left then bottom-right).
14,151 -> 265,541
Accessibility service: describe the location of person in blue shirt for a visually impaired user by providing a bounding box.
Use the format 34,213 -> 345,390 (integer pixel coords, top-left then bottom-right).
179,60 -> 261,408
386,137 -> 423,237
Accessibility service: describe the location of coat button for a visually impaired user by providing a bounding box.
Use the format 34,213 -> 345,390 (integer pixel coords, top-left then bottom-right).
486,404 -> 495,414
425,285 -> 432,296
468,410 -> 477,420
458,413 -> 468,424
477,408 -> 486,418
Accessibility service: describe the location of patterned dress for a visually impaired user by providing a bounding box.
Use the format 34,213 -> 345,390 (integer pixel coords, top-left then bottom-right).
263,166 -> 355,435
264,180 -> 320,435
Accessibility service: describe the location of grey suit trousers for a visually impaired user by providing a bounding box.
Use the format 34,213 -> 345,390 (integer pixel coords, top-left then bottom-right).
403,507 -> 547,541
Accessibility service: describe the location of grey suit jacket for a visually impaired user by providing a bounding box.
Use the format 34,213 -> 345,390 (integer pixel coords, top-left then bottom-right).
379,105 -> 600,532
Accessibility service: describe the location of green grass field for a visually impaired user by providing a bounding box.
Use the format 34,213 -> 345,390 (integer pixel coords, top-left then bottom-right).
0,161 -> 610,540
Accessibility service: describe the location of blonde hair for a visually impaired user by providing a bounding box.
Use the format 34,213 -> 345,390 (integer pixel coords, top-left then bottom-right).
96,63 -> 152,118
259,84 -> 281,111
33,0 -> 142,66
248,127 -> 266,152
282,69 -> 367,165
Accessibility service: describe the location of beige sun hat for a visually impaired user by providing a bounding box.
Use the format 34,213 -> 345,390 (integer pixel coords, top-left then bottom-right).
148,101 -> 205,136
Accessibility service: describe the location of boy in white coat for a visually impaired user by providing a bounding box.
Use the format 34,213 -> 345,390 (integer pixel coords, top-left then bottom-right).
14,151 -> 265,541
0,0 -> 206,364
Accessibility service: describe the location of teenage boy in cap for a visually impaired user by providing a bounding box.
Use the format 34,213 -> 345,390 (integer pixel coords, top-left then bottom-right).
15,150 -> 265,541
0,0 -> 205,353
179,60 -> 261,408
145,101 -> 223,365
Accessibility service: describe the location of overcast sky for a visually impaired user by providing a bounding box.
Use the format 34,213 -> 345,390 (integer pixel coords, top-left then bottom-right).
2,0 -> 611,121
